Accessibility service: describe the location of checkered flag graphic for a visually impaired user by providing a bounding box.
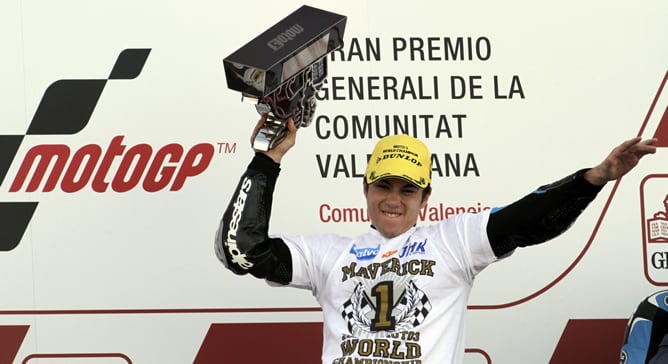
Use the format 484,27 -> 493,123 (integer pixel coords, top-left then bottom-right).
395,280 -> 432,329
341,283 -> 372,333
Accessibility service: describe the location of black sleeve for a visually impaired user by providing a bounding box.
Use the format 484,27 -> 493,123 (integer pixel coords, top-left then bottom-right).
214,153 -> 293,285
486,168 -> 604,258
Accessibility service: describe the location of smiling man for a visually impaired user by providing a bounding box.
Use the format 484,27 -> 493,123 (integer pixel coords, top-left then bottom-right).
215,115 -> 657,364
363,134 -> 432,239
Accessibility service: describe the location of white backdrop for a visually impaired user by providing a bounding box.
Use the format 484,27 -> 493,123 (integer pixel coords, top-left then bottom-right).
1,0 -> 667,363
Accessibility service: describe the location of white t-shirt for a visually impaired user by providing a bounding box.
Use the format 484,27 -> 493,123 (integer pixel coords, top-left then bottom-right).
276,210 -> 500,364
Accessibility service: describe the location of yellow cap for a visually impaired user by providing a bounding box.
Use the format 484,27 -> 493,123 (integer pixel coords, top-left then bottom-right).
365,134 -> 431,189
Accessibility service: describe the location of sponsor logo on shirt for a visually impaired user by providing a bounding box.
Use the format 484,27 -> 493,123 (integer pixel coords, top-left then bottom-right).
399,239 -> 427,258
381,249 -> 398,259
349,244 -> 380,261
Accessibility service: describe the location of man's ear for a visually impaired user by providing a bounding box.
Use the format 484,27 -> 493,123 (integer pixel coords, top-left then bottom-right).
421,188 -> 432,208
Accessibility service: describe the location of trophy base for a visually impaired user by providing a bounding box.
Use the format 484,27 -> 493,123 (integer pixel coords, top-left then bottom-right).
252,116 -> 289,152
244,66 -> 319,151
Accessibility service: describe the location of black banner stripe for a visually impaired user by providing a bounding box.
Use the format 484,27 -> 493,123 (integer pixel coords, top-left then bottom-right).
0,135 -> 24,186
0,202 -> 38,251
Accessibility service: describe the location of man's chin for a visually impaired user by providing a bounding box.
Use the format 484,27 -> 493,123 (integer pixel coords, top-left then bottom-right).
376,225 -> 404,239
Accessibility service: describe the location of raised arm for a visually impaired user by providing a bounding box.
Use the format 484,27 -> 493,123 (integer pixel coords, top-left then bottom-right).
214,116 -> 297,284
487,137 -> 657,257
584,137 -> 658,185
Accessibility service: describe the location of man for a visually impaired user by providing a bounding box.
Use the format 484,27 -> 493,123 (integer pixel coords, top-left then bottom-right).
621,290 -> 668,364
215,115 -> 657,364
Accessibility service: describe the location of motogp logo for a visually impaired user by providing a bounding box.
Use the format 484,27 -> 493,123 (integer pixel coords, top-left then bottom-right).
0,49 -> 165,252
9,135 -> 213,193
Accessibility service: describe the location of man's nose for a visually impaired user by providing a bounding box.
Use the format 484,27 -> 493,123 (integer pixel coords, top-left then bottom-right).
385,189 -> 401,205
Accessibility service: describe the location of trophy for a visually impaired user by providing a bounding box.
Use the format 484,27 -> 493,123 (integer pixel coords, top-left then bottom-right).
223,5 -> 347,151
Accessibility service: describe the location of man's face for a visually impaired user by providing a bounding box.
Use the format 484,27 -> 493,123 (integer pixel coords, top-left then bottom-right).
364,178 -> 431,239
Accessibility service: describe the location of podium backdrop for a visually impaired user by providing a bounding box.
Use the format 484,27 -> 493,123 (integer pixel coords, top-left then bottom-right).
1,1 -> 667,363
